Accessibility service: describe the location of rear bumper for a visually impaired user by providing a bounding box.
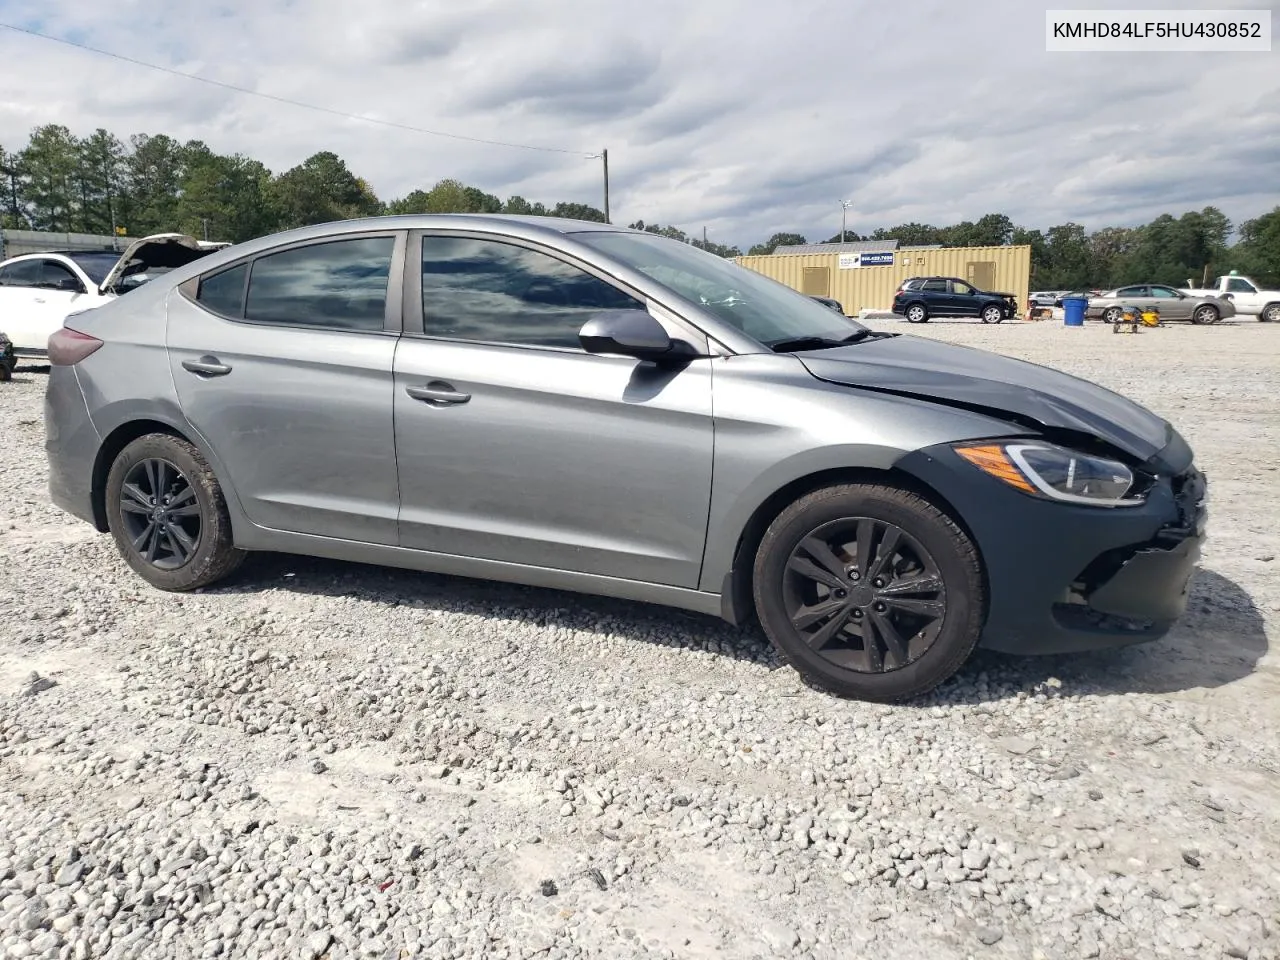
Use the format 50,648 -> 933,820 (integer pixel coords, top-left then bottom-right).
899,439 -> 1206,656
45,366 -> 101,527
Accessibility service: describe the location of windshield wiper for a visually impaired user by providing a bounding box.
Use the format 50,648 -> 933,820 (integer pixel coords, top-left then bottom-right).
768,330 -> 891,352
767,336 -> 847,353
841,329 -> 893,343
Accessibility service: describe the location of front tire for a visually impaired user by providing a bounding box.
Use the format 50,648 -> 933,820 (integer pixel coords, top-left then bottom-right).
752,483 -> 985,702
105,434 -> 245,591
905,303 -> 929,323
981,305 -> 1003,324
1192,304 -> 1219,325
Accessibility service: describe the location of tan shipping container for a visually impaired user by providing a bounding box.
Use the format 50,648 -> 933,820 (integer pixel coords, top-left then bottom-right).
735,244 -> 1032,316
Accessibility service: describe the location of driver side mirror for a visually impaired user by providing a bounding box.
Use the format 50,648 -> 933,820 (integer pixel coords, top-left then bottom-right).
579,309 -> 697,363
51,275 -> 86,294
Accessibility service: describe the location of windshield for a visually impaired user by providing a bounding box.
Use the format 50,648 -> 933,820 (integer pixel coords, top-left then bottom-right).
63,251 -> 121,286
577,232 -> 869,346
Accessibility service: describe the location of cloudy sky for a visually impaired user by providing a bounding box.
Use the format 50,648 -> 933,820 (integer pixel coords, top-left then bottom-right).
0,0 -> 1277,247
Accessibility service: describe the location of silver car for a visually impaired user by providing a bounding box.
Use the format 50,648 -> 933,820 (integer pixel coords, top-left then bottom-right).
44,215 -> 1207,702
1086,283 -> 1235,324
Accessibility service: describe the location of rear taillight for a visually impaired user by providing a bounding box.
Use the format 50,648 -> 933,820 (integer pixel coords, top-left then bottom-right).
48,327 -> 103,366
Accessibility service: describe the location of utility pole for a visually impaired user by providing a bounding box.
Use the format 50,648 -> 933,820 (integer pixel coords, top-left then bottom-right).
840,200 -> 854,243
703,225 -> 707,247
201,218 -> 210,242
602,149 -> 610,224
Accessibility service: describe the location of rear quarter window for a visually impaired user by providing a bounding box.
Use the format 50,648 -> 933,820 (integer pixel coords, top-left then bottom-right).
196,264 -> 248,317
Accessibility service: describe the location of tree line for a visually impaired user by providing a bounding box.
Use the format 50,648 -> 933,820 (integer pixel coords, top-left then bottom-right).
2,124 -> 1277,288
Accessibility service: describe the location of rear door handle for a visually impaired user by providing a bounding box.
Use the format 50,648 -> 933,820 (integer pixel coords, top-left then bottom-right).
181,356 -> 233,377
405,382 -> 470,405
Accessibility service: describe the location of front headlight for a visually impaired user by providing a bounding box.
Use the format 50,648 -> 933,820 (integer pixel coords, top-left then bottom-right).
954,442 -> 1143,507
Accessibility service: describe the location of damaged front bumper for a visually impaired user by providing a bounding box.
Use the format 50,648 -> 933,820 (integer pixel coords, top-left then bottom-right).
899,443 -> 1207,655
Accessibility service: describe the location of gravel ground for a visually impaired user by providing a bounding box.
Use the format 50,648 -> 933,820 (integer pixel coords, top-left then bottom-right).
1,317 -> 1279,960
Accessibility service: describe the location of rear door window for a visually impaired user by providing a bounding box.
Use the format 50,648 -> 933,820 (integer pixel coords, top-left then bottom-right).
0,260 -> 42,287
244,237 -> 395,331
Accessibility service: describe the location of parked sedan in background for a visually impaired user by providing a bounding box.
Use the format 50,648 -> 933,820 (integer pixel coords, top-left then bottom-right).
1086,284 -> 1236,325
892,277 -> 1018,323
0,235 -> 224,356
44,214 -> 1206,703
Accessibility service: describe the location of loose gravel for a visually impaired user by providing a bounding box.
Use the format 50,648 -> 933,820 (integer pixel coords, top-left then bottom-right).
2,317 -> 1279,960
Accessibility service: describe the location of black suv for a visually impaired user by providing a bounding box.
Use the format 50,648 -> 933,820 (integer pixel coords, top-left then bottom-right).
891,277 -> 1018,324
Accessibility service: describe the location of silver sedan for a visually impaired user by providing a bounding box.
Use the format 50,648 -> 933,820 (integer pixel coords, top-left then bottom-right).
42,215 -> 1206,702
1086,283 -> 1236,324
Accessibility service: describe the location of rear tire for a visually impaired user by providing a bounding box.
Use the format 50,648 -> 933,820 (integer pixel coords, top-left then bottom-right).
752,483 -> 985,702
905,303 -> 929,323
1103,306 -> 1123,324
105,434 -> 245,591
1261,303 -> 1280,323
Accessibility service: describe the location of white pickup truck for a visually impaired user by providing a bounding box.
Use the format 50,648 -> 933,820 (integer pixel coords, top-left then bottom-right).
1179,274 -> 1280,323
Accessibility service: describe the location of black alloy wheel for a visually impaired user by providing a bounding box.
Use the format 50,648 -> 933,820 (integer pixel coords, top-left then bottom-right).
105,433 -> 245,590
117,458 -> 202,569
753,483 -> 985,701
782,518 -> 945,673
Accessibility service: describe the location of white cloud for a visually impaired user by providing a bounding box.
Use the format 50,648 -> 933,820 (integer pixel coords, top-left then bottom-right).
0,0 -> 1276,247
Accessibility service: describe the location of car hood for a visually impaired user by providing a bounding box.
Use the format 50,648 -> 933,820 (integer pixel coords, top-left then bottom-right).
99,234 -> 219,295
798,334 -> 1173,460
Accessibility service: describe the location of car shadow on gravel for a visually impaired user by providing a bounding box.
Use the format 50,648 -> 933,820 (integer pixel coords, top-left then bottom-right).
207,557 -> 1265,701
212,552 -> 786,671
947,567 -> 1269,701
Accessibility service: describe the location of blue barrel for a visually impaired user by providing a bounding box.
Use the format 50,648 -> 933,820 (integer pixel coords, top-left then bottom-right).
1062,296 -> 1088,326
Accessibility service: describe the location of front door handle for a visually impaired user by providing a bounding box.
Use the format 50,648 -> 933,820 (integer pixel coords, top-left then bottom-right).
181,356 -> 233,377
405,381 -> 470,405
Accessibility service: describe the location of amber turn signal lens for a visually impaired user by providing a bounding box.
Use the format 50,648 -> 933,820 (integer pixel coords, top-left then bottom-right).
955,444 -> 1037,494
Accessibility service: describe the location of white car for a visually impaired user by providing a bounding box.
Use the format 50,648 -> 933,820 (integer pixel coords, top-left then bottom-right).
0,234 -> 227,356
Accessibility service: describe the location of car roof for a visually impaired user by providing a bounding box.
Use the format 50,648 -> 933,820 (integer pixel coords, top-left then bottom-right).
282,213 -> 626,239
0,250 -> 86,267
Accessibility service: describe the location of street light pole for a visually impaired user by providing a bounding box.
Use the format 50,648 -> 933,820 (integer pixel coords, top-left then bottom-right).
602,148 -> 610,224
840,200 -> 854,243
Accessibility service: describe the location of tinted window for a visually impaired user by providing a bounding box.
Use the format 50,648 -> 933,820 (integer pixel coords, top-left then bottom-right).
197,264 -> 248,317
1226,277 -> 1255,293
0,260 -> 41,287
41,261 -> 83,290
1116,286 -> 1147,297
1149,286 -> 1179,299
245,237 -> 394,331
920,279 -> 947,292
420,236 -> 644,348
